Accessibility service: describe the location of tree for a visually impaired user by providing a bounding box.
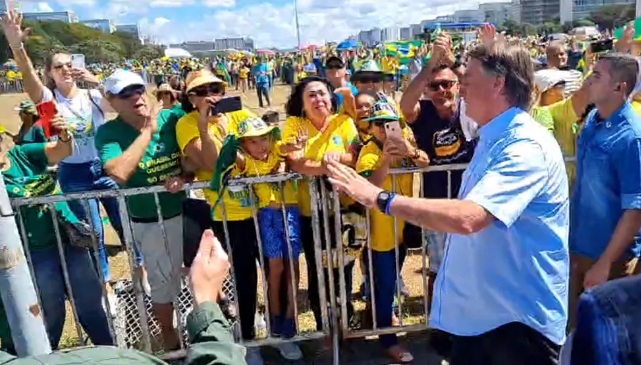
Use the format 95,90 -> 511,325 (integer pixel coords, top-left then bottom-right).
499,19 -> 523,35
0,19 -> 155,64
588,4 -> 635,30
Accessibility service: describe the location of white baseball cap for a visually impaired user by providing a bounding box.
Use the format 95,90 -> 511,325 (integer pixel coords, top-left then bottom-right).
103,69 -> 146,95
534,69 -> 566,93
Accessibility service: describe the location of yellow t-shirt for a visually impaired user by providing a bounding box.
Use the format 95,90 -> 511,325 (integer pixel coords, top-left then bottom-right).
632,100 -> 641,115
241,142 -> 298,208
355,128 -> 414,252
175,108 -> 256,221
546,98 -> 579,185
282,113 -> 359,217
6,70 -> 16,81
239,67 -> 249,79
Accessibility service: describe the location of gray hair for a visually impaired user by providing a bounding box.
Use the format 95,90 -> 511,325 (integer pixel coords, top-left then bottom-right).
599,52 -> 640,97
468,43 -> 534,110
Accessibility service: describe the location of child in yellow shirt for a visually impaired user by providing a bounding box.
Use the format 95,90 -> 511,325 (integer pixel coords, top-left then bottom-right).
354,101 -> 428,363
233,116 -> 302,340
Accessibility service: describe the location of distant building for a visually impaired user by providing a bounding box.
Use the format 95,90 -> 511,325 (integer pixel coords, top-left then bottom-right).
115,24 -> 140,39
511,0 -> 522,22
81,19 -> 112,33
568,0 -> 635,23
381,26 -> 401,42
0,0 -> 7,14
480,1 -> 513,24
400,27 -> 411,40
23,11 -> 79,23
171,41 -> 214,53
213,37 -> 254,51
520,0 -> 561,24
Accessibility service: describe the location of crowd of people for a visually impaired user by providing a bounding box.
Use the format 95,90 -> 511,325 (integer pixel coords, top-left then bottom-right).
0,8 -> 641,365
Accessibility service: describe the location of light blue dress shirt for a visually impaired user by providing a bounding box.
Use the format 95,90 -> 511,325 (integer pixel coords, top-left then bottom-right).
430,107 -> 570,345
570,102 -> 641,260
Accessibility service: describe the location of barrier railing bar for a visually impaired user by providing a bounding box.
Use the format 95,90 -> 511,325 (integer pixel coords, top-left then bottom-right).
308,180 -> 330,334
279,181 -> 301,335
392,175 -> 403,328
332,191 -> 348,333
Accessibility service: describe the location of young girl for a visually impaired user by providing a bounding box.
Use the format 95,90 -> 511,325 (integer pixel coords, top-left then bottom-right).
219,116 -> 304,352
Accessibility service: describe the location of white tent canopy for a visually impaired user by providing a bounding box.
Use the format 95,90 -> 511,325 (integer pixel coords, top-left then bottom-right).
164,48 -> 192,59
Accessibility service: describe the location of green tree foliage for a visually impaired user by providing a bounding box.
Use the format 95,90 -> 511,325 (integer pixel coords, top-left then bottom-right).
0,20 -> 163,64
588,4 -> 635,30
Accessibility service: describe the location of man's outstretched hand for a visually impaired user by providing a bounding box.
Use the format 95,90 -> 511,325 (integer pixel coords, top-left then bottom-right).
190,229 -> 230,307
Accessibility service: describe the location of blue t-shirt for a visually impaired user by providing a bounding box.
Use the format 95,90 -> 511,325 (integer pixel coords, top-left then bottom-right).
335,82 -> 359,110
253,63 -> 269,85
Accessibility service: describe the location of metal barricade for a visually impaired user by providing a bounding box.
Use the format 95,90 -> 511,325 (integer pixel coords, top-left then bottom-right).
6,157 -> 577,363
7,172 -> 332,361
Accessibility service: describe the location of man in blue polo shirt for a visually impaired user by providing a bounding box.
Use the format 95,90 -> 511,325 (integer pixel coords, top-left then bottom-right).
253,57 -> 271,108
324,43 -> 569,365
568,52 -> 641,329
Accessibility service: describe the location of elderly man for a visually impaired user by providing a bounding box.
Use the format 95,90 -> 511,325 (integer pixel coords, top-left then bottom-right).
568,53 -> 641,329
326,42 -> 569,365
545,41 -> 583,96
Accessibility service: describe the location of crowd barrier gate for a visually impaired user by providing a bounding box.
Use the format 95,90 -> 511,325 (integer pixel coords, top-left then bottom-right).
7,159 -> 576,364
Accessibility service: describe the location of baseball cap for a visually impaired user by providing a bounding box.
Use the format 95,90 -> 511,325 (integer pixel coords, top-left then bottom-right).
326,56 -> 345,68
363,101 -> 399,123
534,69 -> 566,93
103,69 -> 146,95
14,100 -> 37,114
236,117 -> 277,139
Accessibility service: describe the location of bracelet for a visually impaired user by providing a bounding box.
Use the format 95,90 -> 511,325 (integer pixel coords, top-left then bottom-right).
10,42 -> 23,50
384,193 -> 398,215
58,134 -> 71,143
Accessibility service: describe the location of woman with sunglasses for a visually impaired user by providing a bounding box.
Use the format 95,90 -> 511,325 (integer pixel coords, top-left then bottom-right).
175,70 -> 270,365
1,10 -> 127,316
95,69 -> 189,352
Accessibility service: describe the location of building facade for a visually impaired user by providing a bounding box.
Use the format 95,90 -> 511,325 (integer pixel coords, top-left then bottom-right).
520,0 -> 561,24
81,19 -> 112,33
213,37 -> 254,51
23,11 -> 79,23
381,26 -> 401,42
115,24 -> 140,39
480,1 -> 513,24
570,0 -> 635,22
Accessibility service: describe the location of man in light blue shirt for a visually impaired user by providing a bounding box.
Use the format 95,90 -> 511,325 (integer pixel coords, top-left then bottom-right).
324,43 -> 569,365
568,52 -> 641,330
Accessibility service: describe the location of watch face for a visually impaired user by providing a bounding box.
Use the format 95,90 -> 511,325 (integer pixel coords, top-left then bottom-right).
377,191 -> 391,211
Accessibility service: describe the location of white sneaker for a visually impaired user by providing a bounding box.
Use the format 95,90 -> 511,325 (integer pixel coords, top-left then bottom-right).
275,342 -> 303,361
245,347 -> 264,365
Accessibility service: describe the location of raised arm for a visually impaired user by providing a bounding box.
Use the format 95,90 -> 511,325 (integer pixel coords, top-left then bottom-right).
1,11 -> 48,103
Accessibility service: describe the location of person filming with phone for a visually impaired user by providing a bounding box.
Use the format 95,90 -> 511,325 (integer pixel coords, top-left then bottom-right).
354,100 -> 428,363
0,10 -> 129,314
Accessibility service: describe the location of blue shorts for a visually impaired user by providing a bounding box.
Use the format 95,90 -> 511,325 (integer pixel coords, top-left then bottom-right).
259,207 -> 302,260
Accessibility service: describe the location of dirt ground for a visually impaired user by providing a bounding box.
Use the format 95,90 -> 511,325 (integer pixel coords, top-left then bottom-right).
0,84 -> 445,364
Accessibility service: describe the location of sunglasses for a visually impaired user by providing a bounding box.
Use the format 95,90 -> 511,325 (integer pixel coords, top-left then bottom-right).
190,83 -> 224,97
117,85 -> 146,99
428,80 -> 457,91
326,63 -> 344,70
357,76 -> 381,84
52,62 -> 72,70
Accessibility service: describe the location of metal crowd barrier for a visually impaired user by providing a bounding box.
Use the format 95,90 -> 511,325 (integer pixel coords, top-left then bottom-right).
6,158 -> 577,364
0,79 -> 25,94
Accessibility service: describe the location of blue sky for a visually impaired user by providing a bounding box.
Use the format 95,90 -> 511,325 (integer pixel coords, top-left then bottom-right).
16,0 -> 502,48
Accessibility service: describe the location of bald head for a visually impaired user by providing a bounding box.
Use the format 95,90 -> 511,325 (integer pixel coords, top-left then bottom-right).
546,41 -> 568,68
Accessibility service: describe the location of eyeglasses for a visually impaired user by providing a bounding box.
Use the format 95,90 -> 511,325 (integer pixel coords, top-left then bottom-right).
117,85 -> 146,99
190,83 -> 223,97
428,80 -> 457,91
52,62 -> 72,70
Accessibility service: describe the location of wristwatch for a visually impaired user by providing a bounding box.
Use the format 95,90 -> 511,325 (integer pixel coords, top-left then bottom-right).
376,190 -> 393,214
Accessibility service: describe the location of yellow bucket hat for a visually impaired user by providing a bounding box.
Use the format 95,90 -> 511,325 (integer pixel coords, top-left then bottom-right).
236,117 -> 277,139
185,70 -> 225,93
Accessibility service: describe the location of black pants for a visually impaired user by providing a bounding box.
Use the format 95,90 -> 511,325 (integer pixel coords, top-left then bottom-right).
447,322 -> 561,365
300,215 -> 354,331
212,219 -> 259,341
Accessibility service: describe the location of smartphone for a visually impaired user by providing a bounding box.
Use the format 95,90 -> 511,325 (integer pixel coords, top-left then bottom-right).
71,54 -> 85,69
590,39 -> 613,54
384,121 -> 403,141
212,96 -> 242,115
36,101 -> 59,138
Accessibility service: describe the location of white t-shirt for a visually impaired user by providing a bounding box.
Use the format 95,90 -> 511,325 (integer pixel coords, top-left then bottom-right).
459,99 -> 478,141
41,88 -> 105,164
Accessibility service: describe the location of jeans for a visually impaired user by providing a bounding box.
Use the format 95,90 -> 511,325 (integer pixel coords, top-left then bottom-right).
256,83 -> 271,107
32,245 -> 114,349
58,160 -> 139,282
372,248 -> 400,348
362,244 -> 407,300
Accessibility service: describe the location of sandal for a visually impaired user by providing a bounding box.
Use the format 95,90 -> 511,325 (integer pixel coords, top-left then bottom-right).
386,345 -> 414,363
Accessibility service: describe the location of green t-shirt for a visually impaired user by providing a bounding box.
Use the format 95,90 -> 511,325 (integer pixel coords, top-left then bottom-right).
171,103 -> 186,120
95,109 -> 185,220
1,144 -> 79,250
21,125 -> 47,144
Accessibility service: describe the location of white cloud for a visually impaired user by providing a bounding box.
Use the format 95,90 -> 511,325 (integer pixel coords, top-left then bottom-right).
202,0 -> 236,7
19,1 -> 55,12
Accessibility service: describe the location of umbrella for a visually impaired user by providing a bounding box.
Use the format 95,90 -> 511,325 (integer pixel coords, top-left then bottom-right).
257,49 -> 275,55
336,40 -> 359,51
164,48 -> 193,59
